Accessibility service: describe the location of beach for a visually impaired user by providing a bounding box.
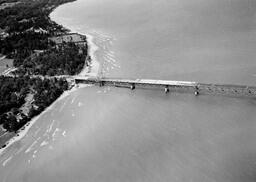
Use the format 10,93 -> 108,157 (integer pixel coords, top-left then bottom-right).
2,0 -> 256,181
0,0 -> 100,154
78,33 -> 100,77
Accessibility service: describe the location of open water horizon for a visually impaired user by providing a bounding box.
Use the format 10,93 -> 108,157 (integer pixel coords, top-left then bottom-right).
1,0 -> 256,181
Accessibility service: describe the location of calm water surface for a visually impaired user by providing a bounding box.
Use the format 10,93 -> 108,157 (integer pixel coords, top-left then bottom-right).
1,0 -> 256,181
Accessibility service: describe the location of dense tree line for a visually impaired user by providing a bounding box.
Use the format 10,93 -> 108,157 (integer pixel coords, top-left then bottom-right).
0,0 -> 75,31
16,42 -> 88,76
0,0 -> 86,134
0,32 -> 50,59
0,76 -> 29,115
0,76 -> 68,132
0,0 -> 74,58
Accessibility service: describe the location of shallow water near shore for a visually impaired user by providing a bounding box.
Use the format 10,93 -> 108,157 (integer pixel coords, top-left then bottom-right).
2,0 -> 256,181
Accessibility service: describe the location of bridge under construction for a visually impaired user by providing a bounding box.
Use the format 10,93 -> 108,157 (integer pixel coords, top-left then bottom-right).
74,77 -> 256,98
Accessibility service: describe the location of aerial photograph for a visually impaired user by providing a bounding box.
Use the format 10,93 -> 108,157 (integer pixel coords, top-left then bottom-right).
1,0 -> 256,181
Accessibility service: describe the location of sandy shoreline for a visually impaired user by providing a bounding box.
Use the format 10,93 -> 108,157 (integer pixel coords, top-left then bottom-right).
78,33 -> 99,77
0,0 -> 99,155
0,87 -> 75,155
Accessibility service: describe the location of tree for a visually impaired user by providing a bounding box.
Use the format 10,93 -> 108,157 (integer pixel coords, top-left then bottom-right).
0,114 -> 8,125
3,114 -> 17,132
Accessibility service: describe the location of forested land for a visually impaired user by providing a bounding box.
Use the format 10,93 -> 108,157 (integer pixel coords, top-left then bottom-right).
0,76 -> 68,132
14,42 -> 88,76
0,0 -> 75,59
0,0 -> 88,75
0,0 -> 88,144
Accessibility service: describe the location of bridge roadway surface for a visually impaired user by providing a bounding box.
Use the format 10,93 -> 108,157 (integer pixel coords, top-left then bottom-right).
74,76 -> 256,98
2,72 -> 256,98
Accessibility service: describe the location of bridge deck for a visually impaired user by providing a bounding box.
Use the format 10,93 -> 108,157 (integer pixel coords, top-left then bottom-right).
102,78 -> 197,86
74,77 -> 256,98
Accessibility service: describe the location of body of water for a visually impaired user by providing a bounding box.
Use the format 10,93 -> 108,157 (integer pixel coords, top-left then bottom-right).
1,0 -> 256,181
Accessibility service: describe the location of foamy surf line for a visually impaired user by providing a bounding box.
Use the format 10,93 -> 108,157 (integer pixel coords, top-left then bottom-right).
49,0 -> 101,77
76,32 -> 100,77
0,86 -> 78,156
0,4 -> 101,156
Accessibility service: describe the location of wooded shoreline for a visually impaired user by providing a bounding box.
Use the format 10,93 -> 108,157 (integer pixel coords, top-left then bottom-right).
0,0 -> 89,148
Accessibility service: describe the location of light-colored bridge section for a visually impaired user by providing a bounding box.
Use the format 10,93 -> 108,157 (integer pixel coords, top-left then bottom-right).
75,77 -> 256,98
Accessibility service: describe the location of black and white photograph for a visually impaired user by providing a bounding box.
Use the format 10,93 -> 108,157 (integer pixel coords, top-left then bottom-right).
1,0 -> 256,181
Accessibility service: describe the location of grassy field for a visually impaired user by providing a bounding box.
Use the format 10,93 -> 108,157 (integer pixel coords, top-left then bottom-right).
0,56 -> 13,74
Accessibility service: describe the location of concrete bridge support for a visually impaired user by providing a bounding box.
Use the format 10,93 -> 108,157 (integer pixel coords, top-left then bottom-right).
99,81 -> 104,87
164,86 -> 169,93
74,77 -> 256,98
130,83 -> 135,90
194,86 -> 199,96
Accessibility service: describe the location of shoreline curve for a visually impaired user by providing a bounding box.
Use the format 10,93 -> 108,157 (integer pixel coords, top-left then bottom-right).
0,0 -> 99,155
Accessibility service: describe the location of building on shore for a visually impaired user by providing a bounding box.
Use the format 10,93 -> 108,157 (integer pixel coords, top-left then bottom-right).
49,33 -> 87,53
49,33 -> 86,45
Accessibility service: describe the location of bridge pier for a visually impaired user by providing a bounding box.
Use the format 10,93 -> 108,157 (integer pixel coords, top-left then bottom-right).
130,83 -> 135,90
164,86 -> 169,93
99,81 -> 104,87
194,86 -> 199,96
74,77 -> 256,98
